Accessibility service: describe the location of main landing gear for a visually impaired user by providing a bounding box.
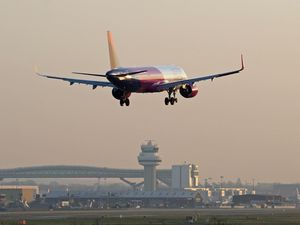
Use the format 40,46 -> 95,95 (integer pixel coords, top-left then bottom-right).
164,89 -> 178,106
120,98 -> 130,107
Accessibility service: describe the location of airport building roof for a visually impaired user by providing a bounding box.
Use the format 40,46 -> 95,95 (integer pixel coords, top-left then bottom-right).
233,194 -> 286,204
45,190 -> 201,200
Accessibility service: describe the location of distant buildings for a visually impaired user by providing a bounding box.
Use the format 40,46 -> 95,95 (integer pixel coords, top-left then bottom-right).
44,190 -> 202,208
0,185 -> 39,204
171,164 -> 199,189
1,140 -> 300,210
232,194 -> 286,207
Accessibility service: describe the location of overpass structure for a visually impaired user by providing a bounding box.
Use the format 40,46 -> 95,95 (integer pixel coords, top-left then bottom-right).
0,165 -> 172,187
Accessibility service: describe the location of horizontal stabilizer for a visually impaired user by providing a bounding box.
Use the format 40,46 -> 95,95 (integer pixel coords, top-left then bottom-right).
114,70 -> 147,77
72,72 -> 107,77
73,69 -> 147,78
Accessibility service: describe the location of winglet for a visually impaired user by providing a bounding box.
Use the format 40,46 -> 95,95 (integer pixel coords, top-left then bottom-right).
241,54 -> 245,71
34,65 -> 42,76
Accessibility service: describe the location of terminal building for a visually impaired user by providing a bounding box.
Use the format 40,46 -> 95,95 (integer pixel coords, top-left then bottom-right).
232,194 -> 286,207
0,185 -> 39,203
0,141 -> 257,209
44,190 -> 203,209
137,140 -> 199,191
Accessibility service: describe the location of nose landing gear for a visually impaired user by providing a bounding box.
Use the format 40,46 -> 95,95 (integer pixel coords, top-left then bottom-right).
164,89 -> 178,106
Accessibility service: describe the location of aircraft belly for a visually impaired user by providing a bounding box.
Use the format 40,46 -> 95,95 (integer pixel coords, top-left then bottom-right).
136,78 -> 165,93
121,79 -> 141,92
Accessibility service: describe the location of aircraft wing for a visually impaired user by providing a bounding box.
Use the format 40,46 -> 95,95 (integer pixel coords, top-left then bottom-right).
157,55 -> 244,91
36,70 -> 115,89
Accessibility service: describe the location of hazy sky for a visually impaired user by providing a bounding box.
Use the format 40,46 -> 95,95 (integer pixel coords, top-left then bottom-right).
0,0 -> 299,183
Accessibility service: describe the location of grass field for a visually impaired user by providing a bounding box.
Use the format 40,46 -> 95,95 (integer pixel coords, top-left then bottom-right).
1,208 -> 300,224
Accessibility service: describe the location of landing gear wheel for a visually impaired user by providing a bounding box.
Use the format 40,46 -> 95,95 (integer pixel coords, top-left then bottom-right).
170,97 -> 175,105
125,98 -> 130,106
120,99 -> 124,106
164,97 -> 169,105
165,88 -> 178,106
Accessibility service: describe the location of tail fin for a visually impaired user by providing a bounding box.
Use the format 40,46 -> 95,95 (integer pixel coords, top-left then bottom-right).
107,31 -> 120,69
297,188 -> 300,199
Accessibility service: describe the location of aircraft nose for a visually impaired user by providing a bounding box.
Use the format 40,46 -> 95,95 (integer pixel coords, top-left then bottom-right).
106,71 -> 113,76
106,71 -> 118,83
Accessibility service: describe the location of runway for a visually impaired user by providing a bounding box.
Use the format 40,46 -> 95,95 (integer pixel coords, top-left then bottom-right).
1,208 -> 300,220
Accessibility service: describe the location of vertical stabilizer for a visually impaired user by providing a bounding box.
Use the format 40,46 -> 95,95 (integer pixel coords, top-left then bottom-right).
107,31 -> 120,69
297,188 -> 300,201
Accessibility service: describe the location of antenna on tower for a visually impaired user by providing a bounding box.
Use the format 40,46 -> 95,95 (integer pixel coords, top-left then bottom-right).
252,178 -> 256,195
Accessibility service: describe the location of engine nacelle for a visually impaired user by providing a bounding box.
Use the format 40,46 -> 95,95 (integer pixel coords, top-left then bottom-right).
112,88 -> 131,100
179,84 -> 198,98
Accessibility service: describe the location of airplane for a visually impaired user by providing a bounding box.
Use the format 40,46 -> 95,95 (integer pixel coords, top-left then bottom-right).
36,31 -> 244,106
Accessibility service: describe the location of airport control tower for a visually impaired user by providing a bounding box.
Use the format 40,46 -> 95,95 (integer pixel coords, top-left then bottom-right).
138,140 -> 162,192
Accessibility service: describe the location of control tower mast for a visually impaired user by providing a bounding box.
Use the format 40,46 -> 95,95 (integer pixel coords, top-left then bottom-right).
138,140 -> 162,192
